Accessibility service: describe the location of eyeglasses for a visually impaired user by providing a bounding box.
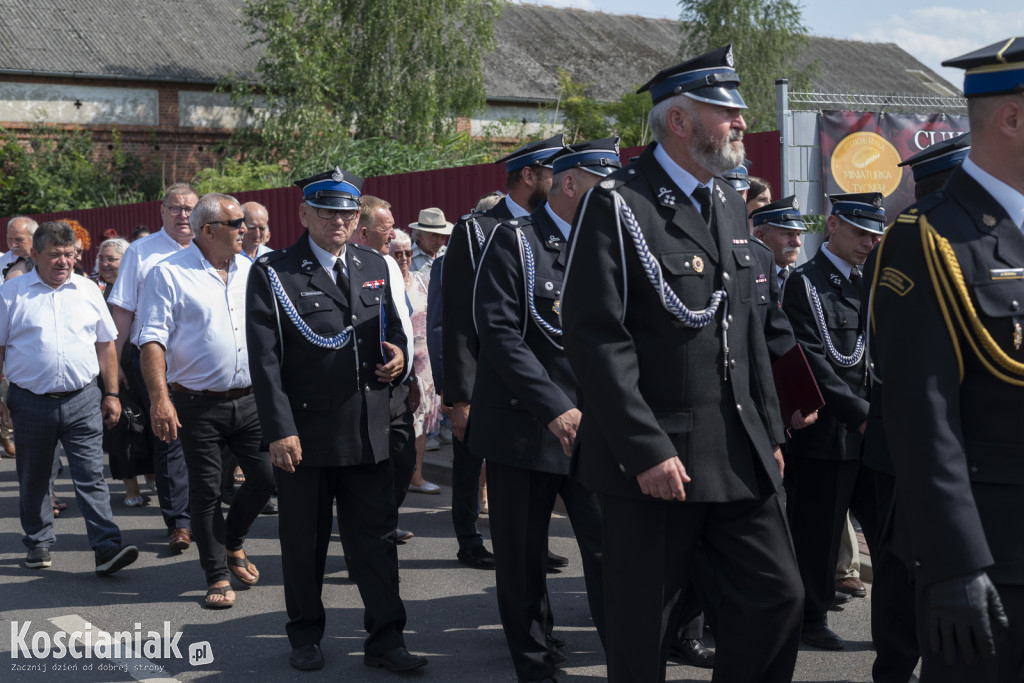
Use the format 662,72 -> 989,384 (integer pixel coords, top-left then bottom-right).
393,249 -> 413,258
164,205 -> 195,215
207,217 -> 246,230
308,204 -> 358,221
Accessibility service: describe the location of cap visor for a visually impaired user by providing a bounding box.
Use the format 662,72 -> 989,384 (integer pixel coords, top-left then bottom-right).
685,87 -> 747,109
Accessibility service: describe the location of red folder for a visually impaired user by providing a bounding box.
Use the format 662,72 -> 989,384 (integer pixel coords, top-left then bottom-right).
772,343 -> 825,420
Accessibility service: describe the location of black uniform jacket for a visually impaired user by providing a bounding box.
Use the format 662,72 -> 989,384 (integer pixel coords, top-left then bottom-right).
750,236 -> 798,361
440,197 -> 515,405
560,144 -> 786,502
469,207 -> 576,475
782,248 -> 869,461
246,234 -> 407,467
871,168 -> 1024,587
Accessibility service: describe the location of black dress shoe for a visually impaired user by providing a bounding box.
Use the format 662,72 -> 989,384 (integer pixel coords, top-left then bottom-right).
457,545 -> 496,569
668,638 -> 715,668
261,497 -> 279,515
289,644 -> 324,670
364,646 -> 428,671
801,625 -> 844,650
546,549 -> 568,570
545,635 -> 568,664
830,591 -> 852,610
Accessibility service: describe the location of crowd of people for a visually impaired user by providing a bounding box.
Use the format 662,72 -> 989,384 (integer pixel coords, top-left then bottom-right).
2,35 -> 1023,683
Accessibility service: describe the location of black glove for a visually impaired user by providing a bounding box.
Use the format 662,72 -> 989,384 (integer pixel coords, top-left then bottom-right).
927,570 -> 1008,665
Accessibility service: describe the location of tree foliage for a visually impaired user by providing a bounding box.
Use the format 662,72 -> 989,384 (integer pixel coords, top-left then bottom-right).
0,125 -> 156,216
550,69 -> 652,148
228,0 -> 503,173
677,0 -> 816,132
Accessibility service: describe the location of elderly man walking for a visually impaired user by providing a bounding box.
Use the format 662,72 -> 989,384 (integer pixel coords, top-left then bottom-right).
138,193 -> 274,608
0,221 -> 138,575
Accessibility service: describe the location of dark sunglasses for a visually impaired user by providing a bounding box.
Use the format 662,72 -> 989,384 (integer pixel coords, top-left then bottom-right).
207,218 -> 246,230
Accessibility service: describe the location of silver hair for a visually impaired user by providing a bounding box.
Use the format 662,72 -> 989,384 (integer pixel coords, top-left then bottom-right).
391,228 -> 413,249
189,193 -> 241,233
648,93 -> 699,144
7,216 -> 39,235
98,237 -> 130,257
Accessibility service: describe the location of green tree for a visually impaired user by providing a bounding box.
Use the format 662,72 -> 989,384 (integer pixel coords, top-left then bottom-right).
229,0 -> 502,172
549,69 -> 652,148
677,0 -> 816,132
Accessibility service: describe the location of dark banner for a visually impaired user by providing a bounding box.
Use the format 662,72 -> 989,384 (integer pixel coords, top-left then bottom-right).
820,111 -> 968,220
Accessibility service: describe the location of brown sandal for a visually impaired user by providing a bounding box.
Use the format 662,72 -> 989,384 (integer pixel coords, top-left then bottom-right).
228,554 -> 259,586
204,584 -> 234,609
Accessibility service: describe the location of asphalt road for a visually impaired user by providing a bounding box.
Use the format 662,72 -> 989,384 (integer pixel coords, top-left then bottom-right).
1,445 -> 885,682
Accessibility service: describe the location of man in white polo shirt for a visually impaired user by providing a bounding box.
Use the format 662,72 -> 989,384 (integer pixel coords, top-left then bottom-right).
0,221 -> 138,574
138,192 -> 274,609
107,183 -> 196,553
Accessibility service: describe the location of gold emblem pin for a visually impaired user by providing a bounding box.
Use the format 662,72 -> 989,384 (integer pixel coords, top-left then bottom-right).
692,255 -> 705,274
983,214 -> 997,227
553,299 -> 561,315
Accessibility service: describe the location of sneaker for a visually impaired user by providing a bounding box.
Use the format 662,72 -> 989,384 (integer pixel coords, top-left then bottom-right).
395,528 -> 414,543
424,435 -> 440,451
95,545 -> 139,576
123,495 -> 149,507
25,547 -> 52,569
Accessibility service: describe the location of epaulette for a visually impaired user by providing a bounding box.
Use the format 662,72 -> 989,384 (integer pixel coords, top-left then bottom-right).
748,235 -> 774,256
893,190 -> 946,226
256,249 -> 288,267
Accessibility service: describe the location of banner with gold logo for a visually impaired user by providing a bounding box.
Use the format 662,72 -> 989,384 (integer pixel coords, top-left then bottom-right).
820,111 -> 968,219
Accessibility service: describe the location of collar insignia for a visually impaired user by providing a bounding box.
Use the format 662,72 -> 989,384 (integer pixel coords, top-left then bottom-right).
829,272 -> 843,287
715,185 -> 727,203
351,254 -> 361,267
300,259 -> 314,272
657,187 -> 677,206
982,213 -> 997,227
547,234 -> 561,245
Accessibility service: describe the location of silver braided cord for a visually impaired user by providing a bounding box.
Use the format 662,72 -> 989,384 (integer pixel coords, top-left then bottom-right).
266,266 -> 354,350
613,191 -> 726,328
467,217 -> 486,271
519,231 -> 563,338
806,281 -> 865,367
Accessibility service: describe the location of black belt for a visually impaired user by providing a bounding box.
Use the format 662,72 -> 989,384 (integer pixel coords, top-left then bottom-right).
11,380 -> 93,400
169,383 -> 252,400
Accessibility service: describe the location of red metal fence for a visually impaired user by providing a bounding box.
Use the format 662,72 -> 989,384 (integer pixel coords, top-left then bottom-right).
2,132 -> 780,273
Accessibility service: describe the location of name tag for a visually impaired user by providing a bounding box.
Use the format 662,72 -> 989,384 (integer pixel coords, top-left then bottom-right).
300,291 -> 327,297
990,268 -> 1024,280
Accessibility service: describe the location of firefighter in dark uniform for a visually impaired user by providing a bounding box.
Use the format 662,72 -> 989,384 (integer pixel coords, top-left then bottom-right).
863,131 -> 970,682
781,191 -> 885,651
440,134 -> 565,570
561,46 -> 803,683
246,167 -> 426,673
470,138 -> 618,682
871,38 -> 1024,682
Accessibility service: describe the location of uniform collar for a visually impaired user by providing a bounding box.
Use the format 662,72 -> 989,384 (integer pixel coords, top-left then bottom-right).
307,234 -> 346,273
652,142 -> 712,205
543,203 -> 572,240
820,242 -> 854,280
963,155 -> 1024,231
504,194 -> 531,218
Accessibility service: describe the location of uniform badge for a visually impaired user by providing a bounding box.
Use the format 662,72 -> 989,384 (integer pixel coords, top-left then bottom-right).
300,259 -> 314,272
829,272 -> 843,287
725,46 -> 735,67
351,253 -> 362,267
692,255 -> 705,274
990,268 -> 1024,280
657,187 -> 677,206
547,234 -> 561,246
715,185 -> 727,204
508,219 -> 519,226
755,273 -> 768,284
879,267 -> 914,296
331,166 -> 345,182
362,279 -> 385,289
983,214 -> 997,227
258,256 -> 269,264
793,198 -> 800,210
732,238 -> 748,245
553,299 -> 561,315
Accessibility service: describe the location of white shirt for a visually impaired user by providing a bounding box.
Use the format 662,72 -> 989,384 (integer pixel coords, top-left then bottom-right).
963,156 -> 1024,231
543,203 -> 572,240
819,242 -> 855,280
653,143 -> 713,210
138,243 -> 251,391
106,227 -> 188,344
0,271 -> 117,394
384,254 -> 415,382
308,236 -> 348,282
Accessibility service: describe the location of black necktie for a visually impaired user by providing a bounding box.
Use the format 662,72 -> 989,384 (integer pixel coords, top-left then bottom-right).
779,266 -> 790,283
850,266 -> 863,291
691,186 -> 713,227
334,258 -> 350,295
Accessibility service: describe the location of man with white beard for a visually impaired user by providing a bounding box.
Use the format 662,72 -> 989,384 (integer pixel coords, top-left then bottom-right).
750,195 -> 808,289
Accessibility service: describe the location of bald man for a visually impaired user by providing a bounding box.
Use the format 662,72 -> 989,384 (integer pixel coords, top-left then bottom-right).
241,202 -> 272,261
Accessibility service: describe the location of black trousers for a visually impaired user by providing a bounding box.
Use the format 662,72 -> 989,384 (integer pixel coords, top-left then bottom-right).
173,392 -> 273,585
600,491 -> 803,683
451,435 -> 484,551
870,469 -> 920,682
787,456 -> 879,629
389,383 -> 416,509
487,461 -> 604,680
276,458 -> 406,656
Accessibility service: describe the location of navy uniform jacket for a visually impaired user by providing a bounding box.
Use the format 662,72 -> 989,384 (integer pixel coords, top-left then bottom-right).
561,144 -> 785,502
246,234 -> 407,467
469,208 -> 575,475
872,168 -> 1024,587
750,236 -> 798,362
782,248 -> 868,461
441,198 -> 515,405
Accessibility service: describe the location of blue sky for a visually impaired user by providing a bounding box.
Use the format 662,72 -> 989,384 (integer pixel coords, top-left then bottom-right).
516,0 -> 1024,90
